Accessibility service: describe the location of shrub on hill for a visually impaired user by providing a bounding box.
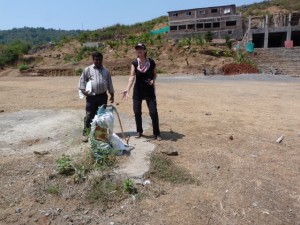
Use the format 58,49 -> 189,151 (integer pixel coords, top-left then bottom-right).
0,41 -> 31,67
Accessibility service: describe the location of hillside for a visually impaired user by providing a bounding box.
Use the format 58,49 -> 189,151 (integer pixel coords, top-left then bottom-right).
2,0 -> 300,75
238,0 -> 300,16
1,0 -> 299,46
0,27 -> 82,45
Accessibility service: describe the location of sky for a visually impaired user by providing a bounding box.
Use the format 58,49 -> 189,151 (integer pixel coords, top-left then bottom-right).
0,0 -> 262,30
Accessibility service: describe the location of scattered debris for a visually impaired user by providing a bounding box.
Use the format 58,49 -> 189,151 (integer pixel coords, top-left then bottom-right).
268,66 -> 284,75
276,135 -> 285,143
81,136 -> 88,143
161,147 -> 179,156
63,215 -> 69,220
15,208 -> 22,213
143,179 -> 151,186
262,210 -> 270,215
185,58 -> 189,65
21,138 -> 41,146
34,150 -> 49,156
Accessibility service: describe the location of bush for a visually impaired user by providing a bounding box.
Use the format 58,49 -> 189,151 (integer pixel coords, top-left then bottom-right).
194,36 -> 206,46
63,53 -> 73,62
56,154 -> 75,175
88,176 -> 127,207
18,64 -> 29,71
78,32 -> 89,43
178,37 -> 192,47
123,178 -> 137,194
205,31 -> 214,42
76,68 -> 83,75
235,50 -> 256,67
76,46 -> 99,61
106,40 -> 121,49
46,185 -> 61,195
0,41 -> 31,66
148,154 -> 200,184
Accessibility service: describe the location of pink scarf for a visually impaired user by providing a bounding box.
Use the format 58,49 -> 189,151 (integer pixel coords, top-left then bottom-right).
137,58 -> 150,73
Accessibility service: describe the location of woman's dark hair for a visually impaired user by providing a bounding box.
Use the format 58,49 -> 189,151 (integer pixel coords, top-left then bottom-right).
92,52 -> 103,60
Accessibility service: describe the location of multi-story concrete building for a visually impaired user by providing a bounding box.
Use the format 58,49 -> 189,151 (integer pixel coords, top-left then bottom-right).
247,12 -> 300,48
168,4 -> 244,40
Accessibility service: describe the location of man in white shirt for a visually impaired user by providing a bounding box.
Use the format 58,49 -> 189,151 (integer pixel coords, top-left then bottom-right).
79,52 -> 114,141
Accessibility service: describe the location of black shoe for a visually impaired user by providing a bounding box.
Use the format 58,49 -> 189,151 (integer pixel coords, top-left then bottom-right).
134,132 -> 142,138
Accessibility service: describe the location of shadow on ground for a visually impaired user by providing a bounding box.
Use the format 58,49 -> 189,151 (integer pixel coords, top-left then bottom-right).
115,131 -> 185,142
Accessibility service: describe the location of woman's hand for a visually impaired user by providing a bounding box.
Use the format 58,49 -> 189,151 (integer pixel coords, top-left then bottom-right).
121,90 -> 130,100
149,80 -> 155,86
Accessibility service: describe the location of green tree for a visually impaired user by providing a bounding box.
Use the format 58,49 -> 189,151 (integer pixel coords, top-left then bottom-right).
78,32 -> 89,43
0,41 -> 31,66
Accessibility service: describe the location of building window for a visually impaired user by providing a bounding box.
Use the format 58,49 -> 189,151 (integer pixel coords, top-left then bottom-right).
228,30 -> 233,35
199,10 -> 205,15
226,21 -> 237,26
172,13 -> 178,17
213,22 -> 220,28
179,25 -> 186,30
186,11 -> 192,16
224,8 -> 231,15
197,23 -> 204,29
188,24 -> 195,29
204,23 -> 212,28
211,8 -> 218,13
170,26 -> 178,31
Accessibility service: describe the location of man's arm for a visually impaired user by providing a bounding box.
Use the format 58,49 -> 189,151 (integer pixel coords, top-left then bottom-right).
78,68 -> 89,96
107,70 -> 114,103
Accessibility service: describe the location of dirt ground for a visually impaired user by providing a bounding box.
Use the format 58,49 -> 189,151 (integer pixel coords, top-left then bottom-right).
0,71 -> 300,225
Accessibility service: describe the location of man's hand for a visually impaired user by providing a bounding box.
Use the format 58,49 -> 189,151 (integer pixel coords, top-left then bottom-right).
121,90 -> 129,100
109,93 -> 114,103
81,90 -> 90,96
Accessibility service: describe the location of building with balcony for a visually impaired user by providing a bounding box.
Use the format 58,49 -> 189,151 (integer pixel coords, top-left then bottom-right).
168,4 -> 244,40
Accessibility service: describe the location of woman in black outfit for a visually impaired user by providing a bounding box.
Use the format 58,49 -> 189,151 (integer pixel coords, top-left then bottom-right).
122,43 -> 161,141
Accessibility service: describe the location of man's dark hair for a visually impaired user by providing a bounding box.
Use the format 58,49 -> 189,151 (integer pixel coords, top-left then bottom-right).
92,52 -> 103,60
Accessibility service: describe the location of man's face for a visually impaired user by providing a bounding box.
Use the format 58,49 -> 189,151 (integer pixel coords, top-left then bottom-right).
93,56 -> 103,67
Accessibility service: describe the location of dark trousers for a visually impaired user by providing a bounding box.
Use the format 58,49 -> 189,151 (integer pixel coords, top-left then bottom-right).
83,93 -> 108,135
133,98 -> 160,136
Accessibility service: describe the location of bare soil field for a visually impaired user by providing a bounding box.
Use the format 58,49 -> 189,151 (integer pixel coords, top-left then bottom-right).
0,72 -> 300,225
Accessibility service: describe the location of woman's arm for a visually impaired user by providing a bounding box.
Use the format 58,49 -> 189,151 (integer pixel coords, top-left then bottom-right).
149,68 -> 157,86
122,64 -> 135,100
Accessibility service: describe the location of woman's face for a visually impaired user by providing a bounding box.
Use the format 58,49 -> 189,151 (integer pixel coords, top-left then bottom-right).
136,47 -> 146,58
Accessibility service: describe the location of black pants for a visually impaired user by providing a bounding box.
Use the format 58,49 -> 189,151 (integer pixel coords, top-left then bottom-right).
133,98 -> 160,136
83,93 -> 108,135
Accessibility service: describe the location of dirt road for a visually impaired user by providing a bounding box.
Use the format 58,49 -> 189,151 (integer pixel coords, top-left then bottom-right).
0,73 -> 300,225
